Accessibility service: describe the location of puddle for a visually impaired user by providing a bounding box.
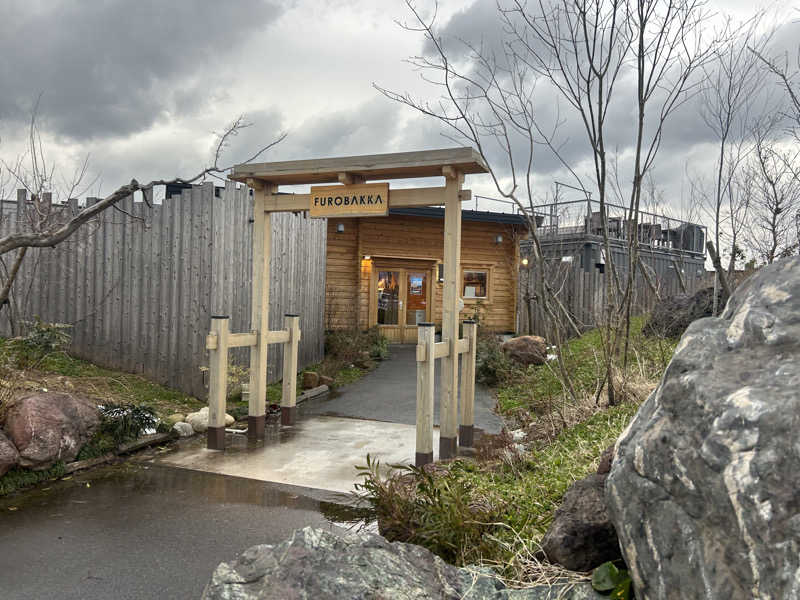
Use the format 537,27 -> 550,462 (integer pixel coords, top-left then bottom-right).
0,462 -> 373,600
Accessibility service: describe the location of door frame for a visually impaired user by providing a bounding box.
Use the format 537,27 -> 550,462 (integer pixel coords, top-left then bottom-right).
369,260 -> 435,343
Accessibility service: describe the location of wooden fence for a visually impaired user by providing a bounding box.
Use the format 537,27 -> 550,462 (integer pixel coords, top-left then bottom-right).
517,236 -> 706,337
0,182 -> 327,398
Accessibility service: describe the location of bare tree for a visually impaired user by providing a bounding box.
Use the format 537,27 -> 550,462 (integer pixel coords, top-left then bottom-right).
743,117 -> 800,263
0,109 -> 286,317
378,0 -> 721,403
697,15 -> 771,312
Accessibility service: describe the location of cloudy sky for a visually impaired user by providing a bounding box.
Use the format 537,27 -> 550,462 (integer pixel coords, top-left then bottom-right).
0,0 -> 797,221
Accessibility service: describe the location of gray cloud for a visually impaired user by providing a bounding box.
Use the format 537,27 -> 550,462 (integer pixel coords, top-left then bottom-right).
0,0 -> 282,140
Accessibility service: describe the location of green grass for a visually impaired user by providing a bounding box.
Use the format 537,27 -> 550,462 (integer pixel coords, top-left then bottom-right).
333,366 -> 366,387
0,463 -> 66,497
358,402 -> 639,570
496,316 -> 677,414
36,352 -> 205,419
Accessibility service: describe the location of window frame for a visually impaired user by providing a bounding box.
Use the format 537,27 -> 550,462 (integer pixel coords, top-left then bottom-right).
460,267 -> 491,302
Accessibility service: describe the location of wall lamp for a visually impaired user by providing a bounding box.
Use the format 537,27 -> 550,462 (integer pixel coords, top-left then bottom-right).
495,234 -> 503,244
336,223 -> 345,233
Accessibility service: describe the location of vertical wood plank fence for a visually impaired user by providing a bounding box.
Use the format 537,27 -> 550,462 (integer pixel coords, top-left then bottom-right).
0,182 -> 326,398
517,238 -> 706,337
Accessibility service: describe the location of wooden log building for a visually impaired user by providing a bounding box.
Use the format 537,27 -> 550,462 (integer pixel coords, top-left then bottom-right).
325,207 -> 528,342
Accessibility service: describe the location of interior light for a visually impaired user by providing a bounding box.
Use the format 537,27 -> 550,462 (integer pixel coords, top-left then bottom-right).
364,255 -> 371,260
521,257 -> 529,266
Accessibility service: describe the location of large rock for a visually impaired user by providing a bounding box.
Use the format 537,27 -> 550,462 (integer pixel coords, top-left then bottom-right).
0,431 -> 20,477
540,474 -> 621,572
3,392 -> 100,470
607,257 -> 800,599
502,335 -> 547,366
186,407 -> 234,433
642,286 -> 726,338
202,527 -> 603,600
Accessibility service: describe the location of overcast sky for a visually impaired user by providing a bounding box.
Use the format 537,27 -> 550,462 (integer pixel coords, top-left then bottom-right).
0,0 -> 797,220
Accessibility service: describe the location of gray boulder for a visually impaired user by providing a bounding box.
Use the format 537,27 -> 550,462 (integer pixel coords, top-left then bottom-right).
607,257 -> 800,599
202,527 -> 604,600
642,286 -> 725,338
3,391 -> 100,469
540,474 -> 621,572
0,430 -> 20,477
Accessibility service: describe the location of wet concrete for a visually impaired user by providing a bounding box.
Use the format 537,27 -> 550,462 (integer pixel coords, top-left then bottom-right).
152,415 -> 438,493
302,344 -> 505,434
0,463 -> 352,600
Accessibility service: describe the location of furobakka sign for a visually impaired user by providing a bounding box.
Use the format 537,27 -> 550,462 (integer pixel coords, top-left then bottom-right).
309,183 -> 389,218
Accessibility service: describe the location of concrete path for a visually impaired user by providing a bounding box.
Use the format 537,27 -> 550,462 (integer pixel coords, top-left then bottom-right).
302,344 -> 504,433
154,416 -> 439,494
154,345 -> 503,495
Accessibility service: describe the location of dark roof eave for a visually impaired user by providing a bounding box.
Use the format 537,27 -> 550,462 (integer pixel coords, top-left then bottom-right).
388,206 -> 528,226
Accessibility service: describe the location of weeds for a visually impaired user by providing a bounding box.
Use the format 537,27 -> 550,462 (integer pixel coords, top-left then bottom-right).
353,403 -> 639,581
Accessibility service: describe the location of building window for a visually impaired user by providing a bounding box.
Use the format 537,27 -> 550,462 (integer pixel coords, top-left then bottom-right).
462,270 -> 488,299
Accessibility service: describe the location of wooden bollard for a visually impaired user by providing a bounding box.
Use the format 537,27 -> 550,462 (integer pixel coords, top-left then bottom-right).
459,320 -> 477,448
281,314 -> 301,426
207,315 -> 230,450
415,322 -> 436,466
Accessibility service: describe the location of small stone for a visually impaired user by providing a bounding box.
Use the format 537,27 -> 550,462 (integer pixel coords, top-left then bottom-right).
302,371 -> 320,390
172,422 -> 194,438
186,410 -> 208,433
166,413 -> 185,426
510,429 -> 526,442
224,414 -> 235,427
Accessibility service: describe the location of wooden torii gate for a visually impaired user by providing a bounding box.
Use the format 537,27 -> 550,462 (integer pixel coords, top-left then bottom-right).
204,147 -> 488,464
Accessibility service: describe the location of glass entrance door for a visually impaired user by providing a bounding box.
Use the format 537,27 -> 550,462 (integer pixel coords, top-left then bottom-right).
377,271 -> 401,325
374,267 -> 431,343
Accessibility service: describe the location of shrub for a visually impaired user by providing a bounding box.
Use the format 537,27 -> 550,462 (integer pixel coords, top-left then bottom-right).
6,318 -> 71,369
475,330 -> 514,386
97,402 -> 158,445
325,327 -> 389,363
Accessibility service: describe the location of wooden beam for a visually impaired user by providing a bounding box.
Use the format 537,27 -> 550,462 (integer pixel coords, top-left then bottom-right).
459,320 -> 477,448
248,183 -> 277,440
262,187 -> 471,212
265,329 -> 290,344
439,169 -> 464,459
207,316 -> 229,450
415,340 -> 452,362
228,332 -> 258,348
231,147 -> 489,185
338,172 -> 366,185
415,323 -> 436,466
281,315 -> 301,425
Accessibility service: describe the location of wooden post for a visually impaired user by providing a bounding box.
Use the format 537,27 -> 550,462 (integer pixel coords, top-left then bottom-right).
207,315 -> 229,450
459,320 -> 477,448
248,182 -> 276,441
281,314 -> 301,425
439,167 -> 463,459
415,322 -> 436,466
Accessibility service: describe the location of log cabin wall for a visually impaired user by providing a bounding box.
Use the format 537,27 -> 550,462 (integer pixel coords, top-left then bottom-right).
325,213 -> 523,334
